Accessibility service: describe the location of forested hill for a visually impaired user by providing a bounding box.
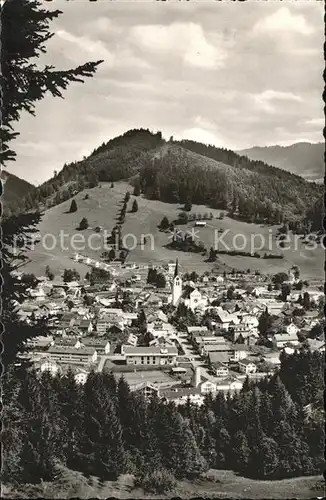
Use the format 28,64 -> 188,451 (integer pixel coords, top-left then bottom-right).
5,129 -> 323,233
1,171 -> 35,207
176,139 -> 307,182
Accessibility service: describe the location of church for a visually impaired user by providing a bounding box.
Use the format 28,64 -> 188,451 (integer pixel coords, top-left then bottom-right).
169,259 -> 207,312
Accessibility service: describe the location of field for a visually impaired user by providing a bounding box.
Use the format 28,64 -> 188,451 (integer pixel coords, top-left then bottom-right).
2,470 -> 324,499
22,181 -> 324,281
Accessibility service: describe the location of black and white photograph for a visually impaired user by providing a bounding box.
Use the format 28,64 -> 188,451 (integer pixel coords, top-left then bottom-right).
1,0 -> 325,498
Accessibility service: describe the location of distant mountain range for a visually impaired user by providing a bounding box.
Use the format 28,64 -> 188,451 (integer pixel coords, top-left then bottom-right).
237,142 -> 324,182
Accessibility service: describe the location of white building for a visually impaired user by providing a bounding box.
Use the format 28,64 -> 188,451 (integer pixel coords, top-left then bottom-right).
238,359 -> 257,374
171,259 -> 182,306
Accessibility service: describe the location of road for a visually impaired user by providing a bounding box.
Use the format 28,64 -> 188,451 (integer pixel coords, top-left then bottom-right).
175,332 -> 223,384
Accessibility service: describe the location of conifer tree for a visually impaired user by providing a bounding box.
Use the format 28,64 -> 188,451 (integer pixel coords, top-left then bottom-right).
1,0 -> 102,164
231,431 -> 251,474
131,199 -> 139,212
56,369 -> 83,468
16,371 -> 58,482
77,372 -> 126,479
69,199 -> 78,213
78,217 -> 89,230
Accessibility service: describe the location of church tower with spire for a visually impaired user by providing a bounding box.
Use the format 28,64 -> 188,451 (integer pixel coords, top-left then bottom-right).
172,259 -> 182,306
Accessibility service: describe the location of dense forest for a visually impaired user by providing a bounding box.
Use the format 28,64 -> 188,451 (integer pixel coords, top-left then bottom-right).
2,349 -> 324,488
4,129 -> 323,234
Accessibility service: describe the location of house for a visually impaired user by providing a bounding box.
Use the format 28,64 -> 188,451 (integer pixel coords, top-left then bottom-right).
47,345 -> 97,364
81,337 -> 110,355
201,343 -> 232,357
213,361 -> 229,379
273,332 -> 299,349
214,307 -> 240,330
261,301 -> 284,316
159,387 -> 204,406
200,379 -> 217,394
286,322 -> 300,335
76,319 -> 93,334
208,351 -> 229,366
126,333 -> 138,346
235,331 -> 258,346
55,337 -> 82,349
230,324 -> 252,342
262,351 -> 281,366
238,359 -> 257,375
305,339 -> 325,352
144,293 -> 163,308
121,345 -> 178,366
191,367 -> 216,394
147,320 -> 175,337
59,364 -> 89,385
193,335 -> 226,348
149,336 -> 175,348
132,381 -> 160,399
187,326 -> 209,339
230,344 -> 249,361
121,312 -> 138,326
215,377 -> 243,393
38,358 -> 60,376
26,335 -> 54,349
96,319 -> 109,336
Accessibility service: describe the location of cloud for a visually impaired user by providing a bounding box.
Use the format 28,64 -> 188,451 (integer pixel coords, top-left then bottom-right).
129,22 -> 228,68
7,2 -> 323,184
56,30 -> 115,64
175,128 -> 227,148
253,7 -> 314,35
252,90 -> 304,113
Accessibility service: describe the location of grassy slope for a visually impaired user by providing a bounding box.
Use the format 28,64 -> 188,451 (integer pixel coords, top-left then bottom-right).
2,471 -> 324,499
22,181 -> 324,280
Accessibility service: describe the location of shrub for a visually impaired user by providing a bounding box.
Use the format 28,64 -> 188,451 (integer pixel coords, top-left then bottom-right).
136,469 -> 177,494
159,216 -> 170,230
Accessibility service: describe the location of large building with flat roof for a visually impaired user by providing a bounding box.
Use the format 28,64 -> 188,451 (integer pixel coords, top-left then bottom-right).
121,345 -> 178,366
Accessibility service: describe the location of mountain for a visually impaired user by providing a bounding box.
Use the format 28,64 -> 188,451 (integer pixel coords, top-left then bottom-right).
237,142 -> 324,182
1,171 -> 35,213
7,129 -> 323,233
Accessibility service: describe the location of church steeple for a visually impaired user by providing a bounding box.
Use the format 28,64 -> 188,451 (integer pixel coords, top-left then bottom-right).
174,258 -> 179,278
172,259 -> 182,306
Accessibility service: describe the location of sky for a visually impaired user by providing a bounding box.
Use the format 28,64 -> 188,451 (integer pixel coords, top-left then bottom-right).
8,0 -> 324,185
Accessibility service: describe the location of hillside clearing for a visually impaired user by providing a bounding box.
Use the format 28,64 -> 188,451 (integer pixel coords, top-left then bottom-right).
2,471 -> 324,499
22,181 -> 324,280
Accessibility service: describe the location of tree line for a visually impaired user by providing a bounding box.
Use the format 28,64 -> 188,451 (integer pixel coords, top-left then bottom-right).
2,349 -> 323,488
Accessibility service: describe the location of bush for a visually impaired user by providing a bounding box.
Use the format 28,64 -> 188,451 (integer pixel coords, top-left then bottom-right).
136,469 -> 176,494
159,216 -> 170,230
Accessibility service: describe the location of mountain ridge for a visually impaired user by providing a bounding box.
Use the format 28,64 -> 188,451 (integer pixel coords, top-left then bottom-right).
237,142 -> 324,182
4,129 -> 323,234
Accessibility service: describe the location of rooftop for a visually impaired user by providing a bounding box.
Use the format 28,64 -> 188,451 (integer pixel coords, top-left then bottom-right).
123,345 -> 178,355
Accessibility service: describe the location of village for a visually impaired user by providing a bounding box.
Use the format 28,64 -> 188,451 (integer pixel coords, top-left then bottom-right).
16,257 -> 325,407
